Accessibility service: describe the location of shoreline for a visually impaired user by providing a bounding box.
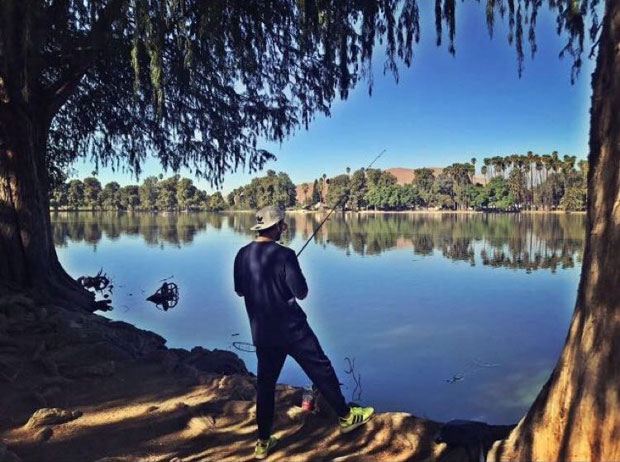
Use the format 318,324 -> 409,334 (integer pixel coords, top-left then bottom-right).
0,291 -> 513,461
51,208 -> 586,215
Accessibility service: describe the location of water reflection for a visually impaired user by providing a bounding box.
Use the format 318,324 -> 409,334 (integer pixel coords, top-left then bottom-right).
52,211 -> 585,273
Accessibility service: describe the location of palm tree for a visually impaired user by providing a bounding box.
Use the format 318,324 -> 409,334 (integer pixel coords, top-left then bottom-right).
561,154 -> 577,192
483,157 -> 491,179
551,151 -> 561,174
541,154 -> 552,183
492,156 -> 503,178
470,157 -> 477,175
535,154 -> 544,185
527,151 -> 535,191
346,166 -> 351,176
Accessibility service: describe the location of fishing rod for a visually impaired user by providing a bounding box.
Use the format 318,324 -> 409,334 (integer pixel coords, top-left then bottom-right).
296,149 -> 386,258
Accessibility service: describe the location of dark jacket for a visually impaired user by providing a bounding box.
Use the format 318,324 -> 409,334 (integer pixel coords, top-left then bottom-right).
234,241 -> 309,346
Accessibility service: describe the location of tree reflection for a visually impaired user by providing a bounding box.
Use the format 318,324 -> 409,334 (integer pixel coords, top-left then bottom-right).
51,211 -> 585,273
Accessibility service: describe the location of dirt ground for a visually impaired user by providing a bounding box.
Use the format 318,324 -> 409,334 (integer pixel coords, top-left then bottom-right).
3,360 -> 463,462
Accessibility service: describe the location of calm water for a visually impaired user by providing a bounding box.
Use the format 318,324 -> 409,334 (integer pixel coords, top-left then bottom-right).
53,211 -> 585,425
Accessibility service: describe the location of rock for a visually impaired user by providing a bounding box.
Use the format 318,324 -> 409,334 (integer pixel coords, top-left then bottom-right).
0,442 -> 22,462
30,391 -> 47,408
161,350 -> 180,372
55,342 -> 134,364
38,357 -> 60,376
185,347 -> 248,375
65,360 -> 116,378
314,391 -> 338,419
34,426 -> 53,442
68,320 -> 82,329
33,306 -> 48,322
25,408 -> 82,429
169,348 -> 191,361
0,295 -> 35,317
31,341 -> 46,360
277,384 -> 303,408
217,375 -> 255,401
39,376 -> 73,387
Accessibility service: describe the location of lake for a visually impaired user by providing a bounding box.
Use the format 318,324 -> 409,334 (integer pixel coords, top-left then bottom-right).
53,211 -> 585,425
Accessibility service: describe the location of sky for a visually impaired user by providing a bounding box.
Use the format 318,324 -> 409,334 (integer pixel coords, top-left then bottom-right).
75,2 -> 597,195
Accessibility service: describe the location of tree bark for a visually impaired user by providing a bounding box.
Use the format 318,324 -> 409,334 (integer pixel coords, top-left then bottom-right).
489,1 -> 620,460
0,103 -> 94,308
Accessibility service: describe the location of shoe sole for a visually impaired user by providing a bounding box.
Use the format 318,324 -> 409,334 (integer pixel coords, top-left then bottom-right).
340,412 -> 374,434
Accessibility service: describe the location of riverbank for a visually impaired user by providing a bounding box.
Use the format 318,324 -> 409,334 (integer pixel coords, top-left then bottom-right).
0,291 -> 512,461
51,208 -> 586,214
225,209 -> 586,215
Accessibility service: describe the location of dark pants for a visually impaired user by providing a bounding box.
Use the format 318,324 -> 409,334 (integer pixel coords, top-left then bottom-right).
255,326 -> 349,439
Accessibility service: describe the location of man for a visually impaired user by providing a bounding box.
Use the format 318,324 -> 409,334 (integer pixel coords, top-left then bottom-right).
234,205 -> 374,459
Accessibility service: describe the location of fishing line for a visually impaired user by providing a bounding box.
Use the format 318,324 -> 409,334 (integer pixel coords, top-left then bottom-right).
296,149 -> 386,258
231,341 -> 257,353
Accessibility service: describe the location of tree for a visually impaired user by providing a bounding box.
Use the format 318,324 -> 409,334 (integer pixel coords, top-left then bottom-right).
139,177 -> 159,211
83,177 -> 102,210
365,168 -> 382,189
399,184 -> 421,209
412,168 -> 435,207
560,186 -> 586,211
507,168 -> 527,209
325,174 -> 350,209
444,162 -> 474,209
101,182 -> 122,210
66,180 -> 85,210
311,179 -> 321,205
0,1 -> 423,303
348,168 -> 368,211
274,172 -> 297,208
119,185 -> 140,211
1,1 -> 618,458
50,183 -> 69,210
431,174 -> 455,209
176,178 -> 198,211
377,171 -> 397,188
301,183 -> 311,206
156,175 -> 179,211
208,192 -> 227,212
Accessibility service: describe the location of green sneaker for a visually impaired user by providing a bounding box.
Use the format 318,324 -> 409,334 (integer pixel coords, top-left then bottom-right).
339,406 -> 375,433
254,435 -> 277,459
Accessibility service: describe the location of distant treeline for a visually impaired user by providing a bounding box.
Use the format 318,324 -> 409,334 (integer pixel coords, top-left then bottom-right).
52,152 -> 588,212
295,152 -> 588,212
50,174 -> 227,211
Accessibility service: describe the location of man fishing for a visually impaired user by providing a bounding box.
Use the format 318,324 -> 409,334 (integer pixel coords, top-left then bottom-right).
234,205 -> 374,459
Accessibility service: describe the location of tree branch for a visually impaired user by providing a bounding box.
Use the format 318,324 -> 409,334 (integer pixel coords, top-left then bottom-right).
46,0 -> 128,116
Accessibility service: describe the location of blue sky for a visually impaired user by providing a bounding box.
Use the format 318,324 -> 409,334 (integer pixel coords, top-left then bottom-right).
75,2 -> 596,195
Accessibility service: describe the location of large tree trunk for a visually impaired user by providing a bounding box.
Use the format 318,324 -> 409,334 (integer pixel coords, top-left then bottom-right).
489,1 -> 620,460
0,103 -> 94,308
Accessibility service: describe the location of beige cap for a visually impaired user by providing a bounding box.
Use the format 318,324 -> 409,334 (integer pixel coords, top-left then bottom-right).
250,205 -> 285,231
